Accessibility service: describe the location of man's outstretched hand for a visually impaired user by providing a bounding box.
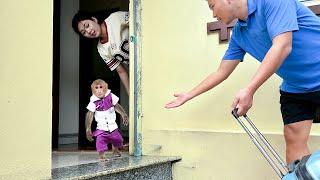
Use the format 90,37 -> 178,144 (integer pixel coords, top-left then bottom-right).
165,92 -> 192,109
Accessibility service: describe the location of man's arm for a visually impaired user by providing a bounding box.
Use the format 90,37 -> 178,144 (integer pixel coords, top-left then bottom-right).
85,111 -> 94,141
165,60 -> 240,108
116,64 -> 129,95
233,32 -> 292,116
114,103 -> 128,126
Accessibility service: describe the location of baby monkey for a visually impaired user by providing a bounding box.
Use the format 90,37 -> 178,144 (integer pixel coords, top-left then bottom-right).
86,79 -> 128,161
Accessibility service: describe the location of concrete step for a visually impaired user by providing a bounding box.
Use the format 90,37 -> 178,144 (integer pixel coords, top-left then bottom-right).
52,155 -> 181,180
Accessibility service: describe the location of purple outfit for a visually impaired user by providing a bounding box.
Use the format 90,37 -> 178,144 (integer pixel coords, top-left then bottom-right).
93,129 -> 123,152
94,93 -> 113,111
88,92 -> 123,152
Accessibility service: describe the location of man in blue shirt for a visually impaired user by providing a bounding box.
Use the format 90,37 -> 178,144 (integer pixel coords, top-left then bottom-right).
165,0 -> 320,164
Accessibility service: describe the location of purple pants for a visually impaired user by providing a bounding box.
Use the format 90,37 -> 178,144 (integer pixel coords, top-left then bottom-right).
92,129 -> 123,153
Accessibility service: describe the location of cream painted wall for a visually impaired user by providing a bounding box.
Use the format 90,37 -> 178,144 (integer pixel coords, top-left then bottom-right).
139,0 -> 320,179
141,0 -> 284,132
0,0 -> 52,179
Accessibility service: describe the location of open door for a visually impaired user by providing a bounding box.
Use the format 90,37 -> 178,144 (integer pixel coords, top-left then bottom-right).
52,0 -> 129,150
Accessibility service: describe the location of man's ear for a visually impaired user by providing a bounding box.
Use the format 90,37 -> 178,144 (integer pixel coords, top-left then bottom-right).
91,17 -> 98,23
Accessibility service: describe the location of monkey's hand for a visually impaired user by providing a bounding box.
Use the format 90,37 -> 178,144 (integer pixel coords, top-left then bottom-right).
121,114 -> 129,126
114,103 -> 129,126
86,128 -> 94,142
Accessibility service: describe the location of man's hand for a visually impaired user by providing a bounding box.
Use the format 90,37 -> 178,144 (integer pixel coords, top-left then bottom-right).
122,114 -> 129,126
231,88 -> 254,116
165,92 -> 192,109
86,128 -> 94,142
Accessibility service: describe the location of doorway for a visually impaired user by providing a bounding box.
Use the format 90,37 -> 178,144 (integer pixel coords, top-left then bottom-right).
52,0 -> 129,151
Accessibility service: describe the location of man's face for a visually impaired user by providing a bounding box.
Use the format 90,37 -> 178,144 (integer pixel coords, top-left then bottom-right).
208,0 -> 235,24
77,18 -> 101,38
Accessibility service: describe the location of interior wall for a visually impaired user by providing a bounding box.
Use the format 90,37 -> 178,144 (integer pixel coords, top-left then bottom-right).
58,0 -> 80,145
0,0 -> 52,178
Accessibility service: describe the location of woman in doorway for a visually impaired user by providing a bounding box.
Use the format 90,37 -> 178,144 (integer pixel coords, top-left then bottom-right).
72,9 -> 130,95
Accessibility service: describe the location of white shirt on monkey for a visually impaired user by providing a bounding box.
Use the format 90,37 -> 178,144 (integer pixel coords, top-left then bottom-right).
86,90 -> 120,132
97,11 -> 129,71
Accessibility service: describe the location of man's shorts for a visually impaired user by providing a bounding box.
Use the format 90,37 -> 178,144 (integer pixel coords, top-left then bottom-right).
280,90 -> 320,125
93,129 -> 123,153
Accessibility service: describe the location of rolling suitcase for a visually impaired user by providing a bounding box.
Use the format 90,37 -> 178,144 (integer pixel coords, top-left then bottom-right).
231,109 -> 320,180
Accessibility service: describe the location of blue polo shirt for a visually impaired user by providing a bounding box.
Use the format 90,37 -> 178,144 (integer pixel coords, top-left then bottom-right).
223,0 -> 320,93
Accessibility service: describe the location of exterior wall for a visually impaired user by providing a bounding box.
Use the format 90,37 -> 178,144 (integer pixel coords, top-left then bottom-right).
139,0 -> 320,179
0,0 -> 52,179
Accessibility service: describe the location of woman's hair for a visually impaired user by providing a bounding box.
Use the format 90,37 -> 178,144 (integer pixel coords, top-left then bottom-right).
72,8 -> 120,35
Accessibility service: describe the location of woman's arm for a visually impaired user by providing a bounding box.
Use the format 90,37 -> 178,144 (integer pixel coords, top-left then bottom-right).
116,64 -> 129,95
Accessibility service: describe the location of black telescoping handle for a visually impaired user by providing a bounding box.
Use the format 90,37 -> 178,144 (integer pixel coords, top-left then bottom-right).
231,108 -> 247,119
231,108 -> 239,118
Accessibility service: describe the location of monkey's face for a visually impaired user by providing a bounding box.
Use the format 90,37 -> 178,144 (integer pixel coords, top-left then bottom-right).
93,83 -> 107,99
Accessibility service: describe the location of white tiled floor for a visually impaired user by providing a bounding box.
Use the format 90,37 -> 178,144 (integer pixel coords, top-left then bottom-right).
52,151 -> 130,169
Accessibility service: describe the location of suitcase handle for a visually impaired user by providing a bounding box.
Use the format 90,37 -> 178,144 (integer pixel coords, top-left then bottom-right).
232,109 -> 288,179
